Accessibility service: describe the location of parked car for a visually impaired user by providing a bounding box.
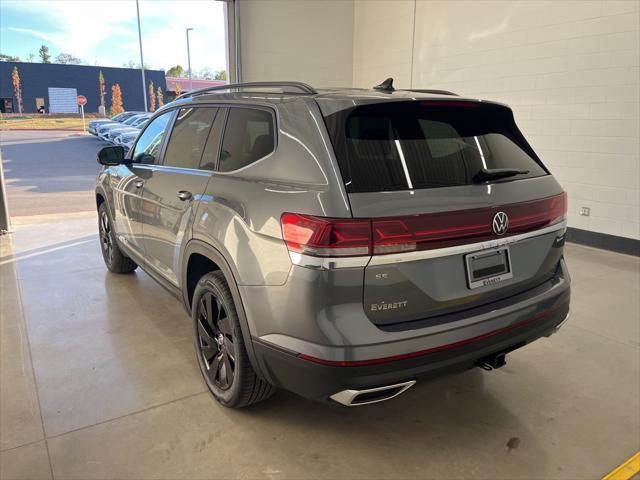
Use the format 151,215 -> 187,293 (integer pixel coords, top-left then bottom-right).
88,111 -> 141,136
95,80 -> 570,409
97,114 -> 146,141
113,130 -> 139,154
105,114 -> 151,143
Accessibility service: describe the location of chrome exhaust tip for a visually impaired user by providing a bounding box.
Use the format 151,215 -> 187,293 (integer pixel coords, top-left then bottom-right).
546,311 -> 571,337
330,380 -> 416,407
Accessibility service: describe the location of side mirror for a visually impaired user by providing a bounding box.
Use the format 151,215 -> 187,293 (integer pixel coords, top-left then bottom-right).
97,146 -> 126,166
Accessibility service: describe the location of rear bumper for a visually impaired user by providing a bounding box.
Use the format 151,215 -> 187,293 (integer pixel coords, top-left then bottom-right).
252,296 -> 569,402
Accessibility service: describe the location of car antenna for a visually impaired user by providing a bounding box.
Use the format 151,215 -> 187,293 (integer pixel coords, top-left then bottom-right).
373,77 -> 395,92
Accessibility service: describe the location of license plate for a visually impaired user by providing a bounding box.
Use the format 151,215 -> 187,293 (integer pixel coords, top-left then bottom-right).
465,246 -> 513,289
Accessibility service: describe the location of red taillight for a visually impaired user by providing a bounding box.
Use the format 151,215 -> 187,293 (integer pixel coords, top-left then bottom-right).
281,193 -> 567,258
280,213 -> 371,257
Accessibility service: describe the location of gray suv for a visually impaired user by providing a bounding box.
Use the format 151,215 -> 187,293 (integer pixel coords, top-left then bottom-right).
95,80 -> 570,408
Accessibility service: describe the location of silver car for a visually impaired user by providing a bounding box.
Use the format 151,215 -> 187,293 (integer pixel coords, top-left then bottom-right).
95,80 -> 571,408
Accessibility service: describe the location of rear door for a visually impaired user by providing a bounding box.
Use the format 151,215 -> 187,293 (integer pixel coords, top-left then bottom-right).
321,100 -> 566,326
140,106 -> 223,286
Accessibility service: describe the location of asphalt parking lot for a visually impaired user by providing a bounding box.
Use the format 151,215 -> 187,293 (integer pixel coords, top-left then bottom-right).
1,131 -> 639,479
0,131 -> 103,218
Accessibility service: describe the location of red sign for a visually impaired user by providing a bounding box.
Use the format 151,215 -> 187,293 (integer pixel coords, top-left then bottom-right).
77,95 -> 87,106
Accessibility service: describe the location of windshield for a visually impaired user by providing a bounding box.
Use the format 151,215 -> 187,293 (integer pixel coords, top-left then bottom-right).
323,101 -> 548,193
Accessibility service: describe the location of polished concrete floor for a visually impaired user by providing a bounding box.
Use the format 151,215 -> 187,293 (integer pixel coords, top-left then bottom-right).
1,214 -> 639,480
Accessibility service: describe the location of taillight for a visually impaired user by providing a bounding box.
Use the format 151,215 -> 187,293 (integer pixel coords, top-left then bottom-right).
281,193 -> 567,258
280,213 -> 371,257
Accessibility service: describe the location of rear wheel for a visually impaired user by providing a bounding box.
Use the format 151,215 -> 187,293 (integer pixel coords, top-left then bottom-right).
98,203 -> 137,273
193,271 -> 275,408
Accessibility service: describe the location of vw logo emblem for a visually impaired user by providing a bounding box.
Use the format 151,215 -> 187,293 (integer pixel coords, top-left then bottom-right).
492,211 -> 509,236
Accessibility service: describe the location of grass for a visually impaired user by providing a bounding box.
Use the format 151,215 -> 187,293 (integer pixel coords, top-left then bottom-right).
0,115 -> 100,131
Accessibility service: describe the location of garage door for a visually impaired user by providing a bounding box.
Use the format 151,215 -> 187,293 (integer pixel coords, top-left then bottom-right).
48,87 -> 78,113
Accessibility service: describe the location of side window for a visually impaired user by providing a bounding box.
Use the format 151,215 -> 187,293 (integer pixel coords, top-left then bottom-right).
219,108 -> 275,172
131,111 -> 172,164
163,107 -> 218,169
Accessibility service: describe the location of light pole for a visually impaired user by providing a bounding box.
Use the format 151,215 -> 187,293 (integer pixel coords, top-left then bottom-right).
136,0 -> 148,111
186,27 -> 194,91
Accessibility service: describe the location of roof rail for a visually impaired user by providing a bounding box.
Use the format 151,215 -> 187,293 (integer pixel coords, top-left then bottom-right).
401,89 -> 458,96
176,81 -> 318,100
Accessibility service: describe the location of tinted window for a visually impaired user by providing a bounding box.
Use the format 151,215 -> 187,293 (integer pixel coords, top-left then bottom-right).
219,108 -> 274,172
324,102 -> 547,193
163,107 -> 218,169
131,111 -> 172,164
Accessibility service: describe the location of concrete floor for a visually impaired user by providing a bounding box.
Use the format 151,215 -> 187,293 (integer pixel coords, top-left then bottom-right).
0,214 -> 639,480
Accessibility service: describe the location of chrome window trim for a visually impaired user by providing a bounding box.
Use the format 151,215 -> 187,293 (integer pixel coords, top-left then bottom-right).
289,220 -> 566,270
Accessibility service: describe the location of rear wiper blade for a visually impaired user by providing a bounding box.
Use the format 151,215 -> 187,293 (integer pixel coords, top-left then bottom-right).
473,168 -> 529,183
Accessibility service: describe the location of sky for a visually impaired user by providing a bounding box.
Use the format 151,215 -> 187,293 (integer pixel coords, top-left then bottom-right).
0,0 -> 227,73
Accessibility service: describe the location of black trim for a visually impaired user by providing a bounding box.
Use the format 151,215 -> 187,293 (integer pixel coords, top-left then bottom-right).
567,227 -> 639,257
251,300 -> 569,402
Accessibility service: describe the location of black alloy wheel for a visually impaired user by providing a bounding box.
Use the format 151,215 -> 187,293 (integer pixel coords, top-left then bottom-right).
196,290 -> 236,390
99,208 -> 113,266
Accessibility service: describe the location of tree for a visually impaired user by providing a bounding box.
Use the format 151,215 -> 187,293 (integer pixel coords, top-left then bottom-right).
166,65 -> 184,77
110,84 -> 124,115
11,66 -> 23,114
55,53 -> 83,65
0,53 -> 20,62
174,83 -> 183,97
148,80 -> 156,112
38,45 -> 51,63
98,71 -> 106,108
197,67 -> 214,80
123,60 -> 149,69
214,70 -> 227,81
156,86 -> 164,108
26,53 -> 36,62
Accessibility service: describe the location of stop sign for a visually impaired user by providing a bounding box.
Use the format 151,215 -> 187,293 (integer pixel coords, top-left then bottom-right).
77,95 -> 87,106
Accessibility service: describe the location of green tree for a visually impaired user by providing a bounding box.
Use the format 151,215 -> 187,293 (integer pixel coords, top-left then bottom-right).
26,53 -> 36,62
0,53 -> 21,62
55,53 -> 83,64
38,45 -> 51,63
214,70 -> 227,81
166,65 -> 184,77
110,84 -> 124,115
11,66 -> 23,114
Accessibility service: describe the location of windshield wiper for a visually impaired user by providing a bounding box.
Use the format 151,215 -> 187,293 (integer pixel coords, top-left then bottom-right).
473,168 -> 529,183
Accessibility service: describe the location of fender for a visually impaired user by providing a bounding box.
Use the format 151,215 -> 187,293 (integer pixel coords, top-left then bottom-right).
181,239 -> 268,381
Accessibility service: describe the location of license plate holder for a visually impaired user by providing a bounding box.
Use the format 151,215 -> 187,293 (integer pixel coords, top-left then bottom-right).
465,246 -> 513,289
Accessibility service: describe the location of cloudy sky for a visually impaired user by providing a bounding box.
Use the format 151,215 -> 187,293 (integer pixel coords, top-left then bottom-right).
0,0 -> 227,73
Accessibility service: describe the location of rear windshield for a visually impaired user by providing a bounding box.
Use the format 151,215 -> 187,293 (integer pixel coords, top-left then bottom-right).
323,101 -> 547,193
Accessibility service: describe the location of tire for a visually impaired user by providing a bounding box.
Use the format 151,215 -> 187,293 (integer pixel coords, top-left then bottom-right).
98,203 -> 137,273
192,271 -> 275,408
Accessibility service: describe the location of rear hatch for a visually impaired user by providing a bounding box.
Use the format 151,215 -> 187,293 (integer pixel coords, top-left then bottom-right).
320,98 -> 566,327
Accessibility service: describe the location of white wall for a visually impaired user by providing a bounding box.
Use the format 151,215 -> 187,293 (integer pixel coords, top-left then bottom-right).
353,0 -> 640,240
238,0 -> 354,87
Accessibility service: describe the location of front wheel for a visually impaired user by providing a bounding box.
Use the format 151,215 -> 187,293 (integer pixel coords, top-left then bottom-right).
192,271 -> 275,408
98,203 -> 137,273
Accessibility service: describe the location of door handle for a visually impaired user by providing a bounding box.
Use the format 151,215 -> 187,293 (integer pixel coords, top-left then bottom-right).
176,190 -> 193,201
134,180 -> 144,188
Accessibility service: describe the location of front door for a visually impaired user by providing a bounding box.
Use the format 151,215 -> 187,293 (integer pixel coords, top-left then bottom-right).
118,110 -> 174,259
140,106 -> 223,286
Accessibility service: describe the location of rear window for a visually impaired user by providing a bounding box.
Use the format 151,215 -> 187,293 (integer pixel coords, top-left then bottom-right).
323,101 -> 547,193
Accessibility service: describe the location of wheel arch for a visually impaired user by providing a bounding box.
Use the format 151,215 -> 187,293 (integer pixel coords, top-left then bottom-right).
182,240 -> 267,380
